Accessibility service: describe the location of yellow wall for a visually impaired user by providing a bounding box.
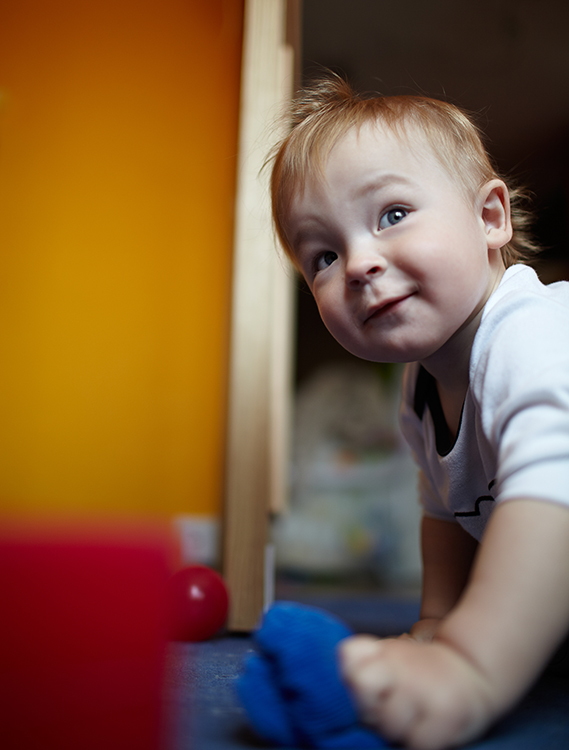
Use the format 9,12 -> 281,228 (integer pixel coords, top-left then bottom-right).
0,0 -> 243,517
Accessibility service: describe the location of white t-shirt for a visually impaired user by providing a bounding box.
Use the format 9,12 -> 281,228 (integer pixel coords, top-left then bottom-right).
400,264 -> 569,541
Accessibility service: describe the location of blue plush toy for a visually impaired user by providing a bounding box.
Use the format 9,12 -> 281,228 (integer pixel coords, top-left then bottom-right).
236,602 -> 388,748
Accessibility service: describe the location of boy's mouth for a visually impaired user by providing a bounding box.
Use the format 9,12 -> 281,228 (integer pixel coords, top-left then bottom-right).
362,293 -> 414,324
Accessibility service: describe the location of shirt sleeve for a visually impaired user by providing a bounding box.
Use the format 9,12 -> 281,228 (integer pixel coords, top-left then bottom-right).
472,288 -> 569,510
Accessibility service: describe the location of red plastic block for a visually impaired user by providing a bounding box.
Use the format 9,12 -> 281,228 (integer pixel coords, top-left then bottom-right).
0,524 -> 170,750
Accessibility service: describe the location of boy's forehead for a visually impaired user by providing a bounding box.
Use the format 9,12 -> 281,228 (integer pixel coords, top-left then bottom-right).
332,120 -> 438,170
304,120 -> 445,195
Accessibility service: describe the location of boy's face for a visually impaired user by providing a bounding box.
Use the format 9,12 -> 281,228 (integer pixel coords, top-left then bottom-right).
287,122 -> 505,365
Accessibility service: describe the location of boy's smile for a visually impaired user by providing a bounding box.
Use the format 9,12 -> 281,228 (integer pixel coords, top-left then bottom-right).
287,122 -> 509,371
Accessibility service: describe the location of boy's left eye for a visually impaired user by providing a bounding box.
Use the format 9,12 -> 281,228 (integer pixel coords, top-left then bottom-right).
314,250 -> 338,272
378,207 -> 408,229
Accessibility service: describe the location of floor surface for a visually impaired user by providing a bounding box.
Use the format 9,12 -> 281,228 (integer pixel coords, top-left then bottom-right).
165,593 -> 569,750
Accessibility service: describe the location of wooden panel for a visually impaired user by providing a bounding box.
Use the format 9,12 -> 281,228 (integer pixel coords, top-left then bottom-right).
223,0 -> 296,631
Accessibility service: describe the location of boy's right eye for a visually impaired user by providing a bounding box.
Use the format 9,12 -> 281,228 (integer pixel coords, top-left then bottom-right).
378,206 -> 408,229
314,250 -> 338,272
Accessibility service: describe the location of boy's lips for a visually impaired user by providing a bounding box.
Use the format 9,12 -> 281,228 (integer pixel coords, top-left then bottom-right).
362,292 -> 415,324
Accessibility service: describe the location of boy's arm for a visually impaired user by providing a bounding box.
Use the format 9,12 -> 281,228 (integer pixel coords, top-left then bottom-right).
341,499 -> 569,749
435,498 -> 569,702
409,517 -> 478,642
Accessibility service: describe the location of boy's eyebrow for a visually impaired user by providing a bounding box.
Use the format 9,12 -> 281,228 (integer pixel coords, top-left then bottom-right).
290,221 -> 328,251
354,172 -> 415,199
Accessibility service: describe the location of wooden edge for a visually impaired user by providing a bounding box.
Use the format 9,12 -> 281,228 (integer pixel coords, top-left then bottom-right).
223,0 -> 296,631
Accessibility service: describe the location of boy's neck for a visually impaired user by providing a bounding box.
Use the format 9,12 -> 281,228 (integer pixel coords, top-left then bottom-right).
419,262 -> 506,438
421,338 -> 473,441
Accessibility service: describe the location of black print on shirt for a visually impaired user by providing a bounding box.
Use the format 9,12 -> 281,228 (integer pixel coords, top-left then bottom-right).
454,481 -> 496,519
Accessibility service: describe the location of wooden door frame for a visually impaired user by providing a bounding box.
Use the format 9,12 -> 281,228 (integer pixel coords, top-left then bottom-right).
222,0 -> 300,631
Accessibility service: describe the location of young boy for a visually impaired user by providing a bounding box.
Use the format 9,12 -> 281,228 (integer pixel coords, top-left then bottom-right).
269,76 -> 569,749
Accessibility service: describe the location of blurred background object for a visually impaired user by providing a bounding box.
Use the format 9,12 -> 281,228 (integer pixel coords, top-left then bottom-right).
274,362 -> 421,587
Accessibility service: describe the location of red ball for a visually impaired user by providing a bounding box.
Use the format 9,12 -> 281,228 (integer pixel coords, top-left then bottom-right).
167,565 -> 229,642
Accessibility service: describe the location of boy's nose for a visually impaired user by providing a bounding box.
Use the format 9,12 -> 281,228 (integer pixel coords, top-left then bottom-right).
345,248 -> 386,289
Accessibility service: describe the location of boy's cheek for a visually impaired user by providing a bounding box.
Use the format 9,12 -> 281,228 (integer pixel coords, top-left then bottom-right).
314,298 -> 344,331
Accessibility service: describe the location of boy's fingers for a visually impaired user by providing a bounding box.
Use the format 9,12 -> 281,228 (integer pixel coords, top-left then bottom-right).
350,651 -> 394,697
338,635 -> 383,677
339,636 -> 398,725
370,692 -> 420,744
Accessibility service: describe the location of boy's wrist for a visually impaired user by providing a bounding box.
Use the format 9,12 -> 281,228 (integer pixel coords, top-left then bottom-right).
411,617 -> 513,710
431,623 -> 521,716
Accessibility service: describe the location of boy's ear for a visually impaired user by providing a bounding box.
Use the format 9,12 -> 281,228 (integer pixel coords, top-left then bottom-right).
479,179 -> 513,249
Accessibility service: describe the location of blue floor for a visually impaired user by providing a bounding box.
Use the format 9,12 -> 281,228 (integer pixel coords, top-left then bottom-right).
166,594 -> 569,750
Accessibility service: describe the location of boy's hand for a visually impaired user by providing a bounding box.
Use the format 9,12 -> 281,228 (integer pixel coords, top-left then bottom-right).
339,634 -> 496,750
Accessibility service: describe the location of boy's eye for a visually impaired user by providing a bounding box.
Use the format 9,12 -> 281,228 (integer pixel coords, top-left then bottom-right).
315,250 -> 338,272
379,207 -> 408,229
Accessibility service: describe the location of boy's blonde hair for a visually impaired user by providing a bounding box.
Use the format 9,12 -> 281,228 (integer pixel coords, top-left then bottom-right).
270,75 -> 538,268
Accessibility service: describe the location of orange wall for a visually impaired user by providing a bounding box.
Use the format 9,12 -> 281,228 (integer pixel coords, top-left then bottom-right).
0,0 -> 243,517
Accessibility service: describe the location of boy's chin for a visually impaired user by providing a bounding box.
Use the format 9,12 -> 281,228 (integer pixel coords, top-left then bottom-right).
339,341 -> 440,365
337,345 -> 414,365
